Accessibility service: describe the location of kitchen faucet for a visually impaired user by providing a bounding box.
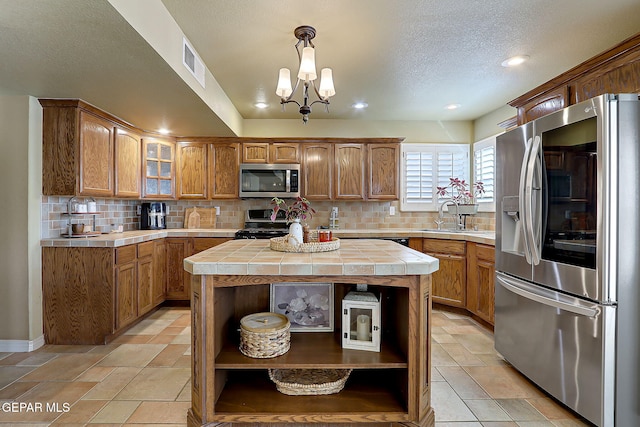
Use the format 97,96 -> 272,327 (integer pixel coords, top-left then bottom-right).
436,199 -> 463,231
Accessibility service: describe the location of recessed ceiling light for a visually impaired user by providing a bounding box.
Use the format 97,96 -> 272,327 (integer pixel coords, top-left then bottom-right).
158,128 -> 170,135
255,102 -> 268,109
445,104 -> 461,110
501,55 -> 530,67
352,102 -> 368,109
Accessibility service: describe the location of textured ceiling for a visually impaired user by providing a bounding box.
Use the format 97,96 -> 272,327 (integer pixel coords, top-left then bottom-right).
160,0 -> 640,122
1,0 -> 639,135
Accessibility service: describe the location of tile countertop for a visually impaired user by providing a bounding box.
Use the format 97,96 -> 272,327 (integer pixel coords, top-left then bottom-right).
40,228 -> 495,248
184,239 -> 440,276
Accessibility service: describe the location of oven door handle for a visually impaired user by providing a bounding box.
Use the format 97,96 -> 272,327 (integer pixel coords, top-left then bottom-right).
497,274 -> 600,318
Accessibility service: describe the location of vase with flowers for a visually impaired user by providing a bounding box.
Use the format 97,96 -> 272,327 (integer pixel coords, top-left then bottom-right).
271,197 -> 316,245
436,177 -> 485,214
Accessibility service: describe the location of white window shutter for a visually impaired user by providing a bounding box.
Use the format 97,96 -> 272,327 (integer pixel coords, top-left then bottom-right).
401,144 -> 470,211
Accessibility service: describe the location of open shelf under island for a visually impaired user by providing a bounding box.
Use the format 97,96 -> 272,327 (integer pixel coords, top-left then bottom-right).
183,239 -> 439,427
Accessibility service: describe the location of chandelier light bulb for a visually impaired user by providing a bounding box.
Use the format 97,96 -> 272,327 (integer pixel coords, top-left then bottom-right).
318,68 -> 336,98
297,46 -> 317,81
276,68 -> 293,98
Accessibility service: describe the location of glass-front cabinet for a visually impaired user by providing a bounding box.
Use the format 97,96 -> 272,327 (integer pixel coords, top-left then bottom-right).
142,137 -> 175,199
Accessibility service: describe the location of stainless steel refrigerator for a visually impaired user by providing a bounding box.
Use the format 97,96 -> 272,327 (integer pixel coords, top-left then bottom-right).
495,94 -> 640,426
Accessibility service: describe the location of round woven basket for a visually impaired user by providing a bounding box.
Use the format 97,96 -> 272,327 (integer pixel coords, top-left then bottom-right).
270,235 -> 340,253
239,313 -> 290,359
268,368 -> 352,395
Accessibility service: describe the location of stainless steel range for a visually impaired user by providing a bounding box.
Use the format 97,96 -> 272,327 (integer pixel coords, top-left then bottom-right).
234,209 -> 289,239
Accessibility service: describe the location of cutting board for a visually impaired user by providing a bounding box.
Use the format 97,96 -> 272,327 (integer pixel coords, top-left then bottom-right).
184,207 -> 217,229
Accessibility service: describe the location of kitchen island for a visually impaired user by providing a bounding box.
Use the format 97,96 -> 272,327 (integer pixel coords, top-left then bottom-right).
183,239 -> 439,427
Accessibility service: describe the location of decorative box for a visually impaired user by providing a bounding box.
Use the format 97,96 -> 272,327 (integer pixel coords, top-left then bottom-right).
341,290 -> 381,352
239,312 -> 290,358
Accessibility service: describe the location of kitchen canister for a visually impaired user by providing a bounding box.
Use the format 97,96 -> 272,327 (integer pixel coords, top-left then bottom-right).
239,312 -> 290,358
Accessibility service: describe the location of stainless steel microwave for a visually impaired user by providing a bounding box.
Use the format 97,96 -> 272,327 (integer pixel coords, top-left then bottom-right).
239,163 -> 300,198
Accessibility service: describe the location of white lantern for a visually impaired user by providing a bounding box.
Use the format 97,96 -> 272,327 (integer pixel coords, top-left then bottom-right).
341,291 -> 381,352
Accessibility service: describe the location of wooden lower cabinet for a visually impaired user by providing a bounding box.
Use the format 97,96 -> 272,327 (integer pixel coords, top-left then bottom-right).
422,239 -> 467,307
466,243 -> 495,324
42,247 -> 114,345
137,241 -> 155,316
43,241 -> 165,345
153,239 -> 167,305
422,239 -> 496,325
166,238 -> 193,300
166,237 -> 232,300
115,259 -> 137,330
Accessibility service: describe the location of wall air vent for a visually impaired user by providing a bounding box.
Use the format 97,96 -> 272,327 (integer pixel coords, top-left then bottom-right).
182,37 -> 206,89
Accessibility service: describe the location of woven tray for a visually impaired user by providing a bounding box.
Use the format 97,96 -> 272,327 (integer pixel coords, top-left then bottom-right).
270,235 -> 340,253
268,368 -> 352,395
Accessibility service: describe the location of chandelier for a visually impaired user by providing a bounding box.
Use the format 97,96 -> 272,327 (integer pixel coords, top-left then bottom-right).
275,25 -> 336,124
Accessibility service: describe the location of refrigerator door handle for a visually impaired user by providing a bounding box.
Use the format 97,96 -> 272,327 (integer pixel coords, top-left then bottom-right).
519,137 -> 534,264
522,135 -> 542,265
496,274 -> 600,318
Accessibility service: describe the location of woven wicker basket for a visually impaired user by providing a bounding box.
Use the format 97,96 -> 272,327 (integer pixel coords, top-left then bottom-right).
268,368 -> 352,395
270,235 -> 340,253
239,313 -> 290,359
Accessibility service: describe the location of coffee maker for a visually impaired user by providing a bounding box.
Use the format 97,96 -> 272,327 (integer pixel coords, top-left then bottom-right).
140,202 -> 167,230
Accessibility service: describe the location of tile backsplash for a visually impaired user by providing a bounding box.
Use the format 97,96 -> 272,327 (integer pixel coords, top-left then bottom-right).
41,196 -> 495,238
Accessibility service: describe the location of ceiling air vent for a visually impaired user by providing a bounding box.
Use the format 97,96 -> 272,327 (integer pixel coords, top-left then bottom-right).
182,37 -> 206,89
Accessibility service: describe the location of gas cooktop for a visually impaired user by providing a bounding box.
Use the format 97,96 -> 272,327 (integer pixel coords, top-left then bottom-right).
234,209 -> 288,239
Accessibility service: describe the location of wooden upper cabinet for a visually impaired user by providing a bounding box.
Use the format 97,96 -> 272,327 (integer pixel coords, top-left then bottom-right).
142,137 -> 175,199
78,111 -> 114,197
210,143 -> 240,199
40,99 -> 143,197
334,143 -> 365,200
368,144 -> 399,200
514,86 -> 568,126
242,141 -> 300,163
270,142 -> 300,163
301,143 -> 333,200
177,142 -> 208,199
114,127 -> 141,198
242,142 -> 269,163
571,48 -> 640,104
510,32 -> 640,124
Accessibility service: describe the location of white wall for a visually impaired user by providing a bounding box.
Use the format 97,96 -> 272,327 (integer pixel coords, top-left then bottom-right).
243,119 -> 474,143
0,95 -> 43,349
473,104 -> 515,141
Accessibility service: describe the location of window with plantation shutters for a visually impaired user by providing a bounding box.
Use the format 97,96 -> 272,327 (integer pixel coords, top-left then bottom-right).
473,135 -> 497,210
401,144 -> 470,211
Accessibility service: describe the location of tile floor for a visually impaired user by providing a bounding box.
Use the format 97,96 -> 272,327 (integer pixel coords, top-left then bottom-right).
0,307 -> 591,426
